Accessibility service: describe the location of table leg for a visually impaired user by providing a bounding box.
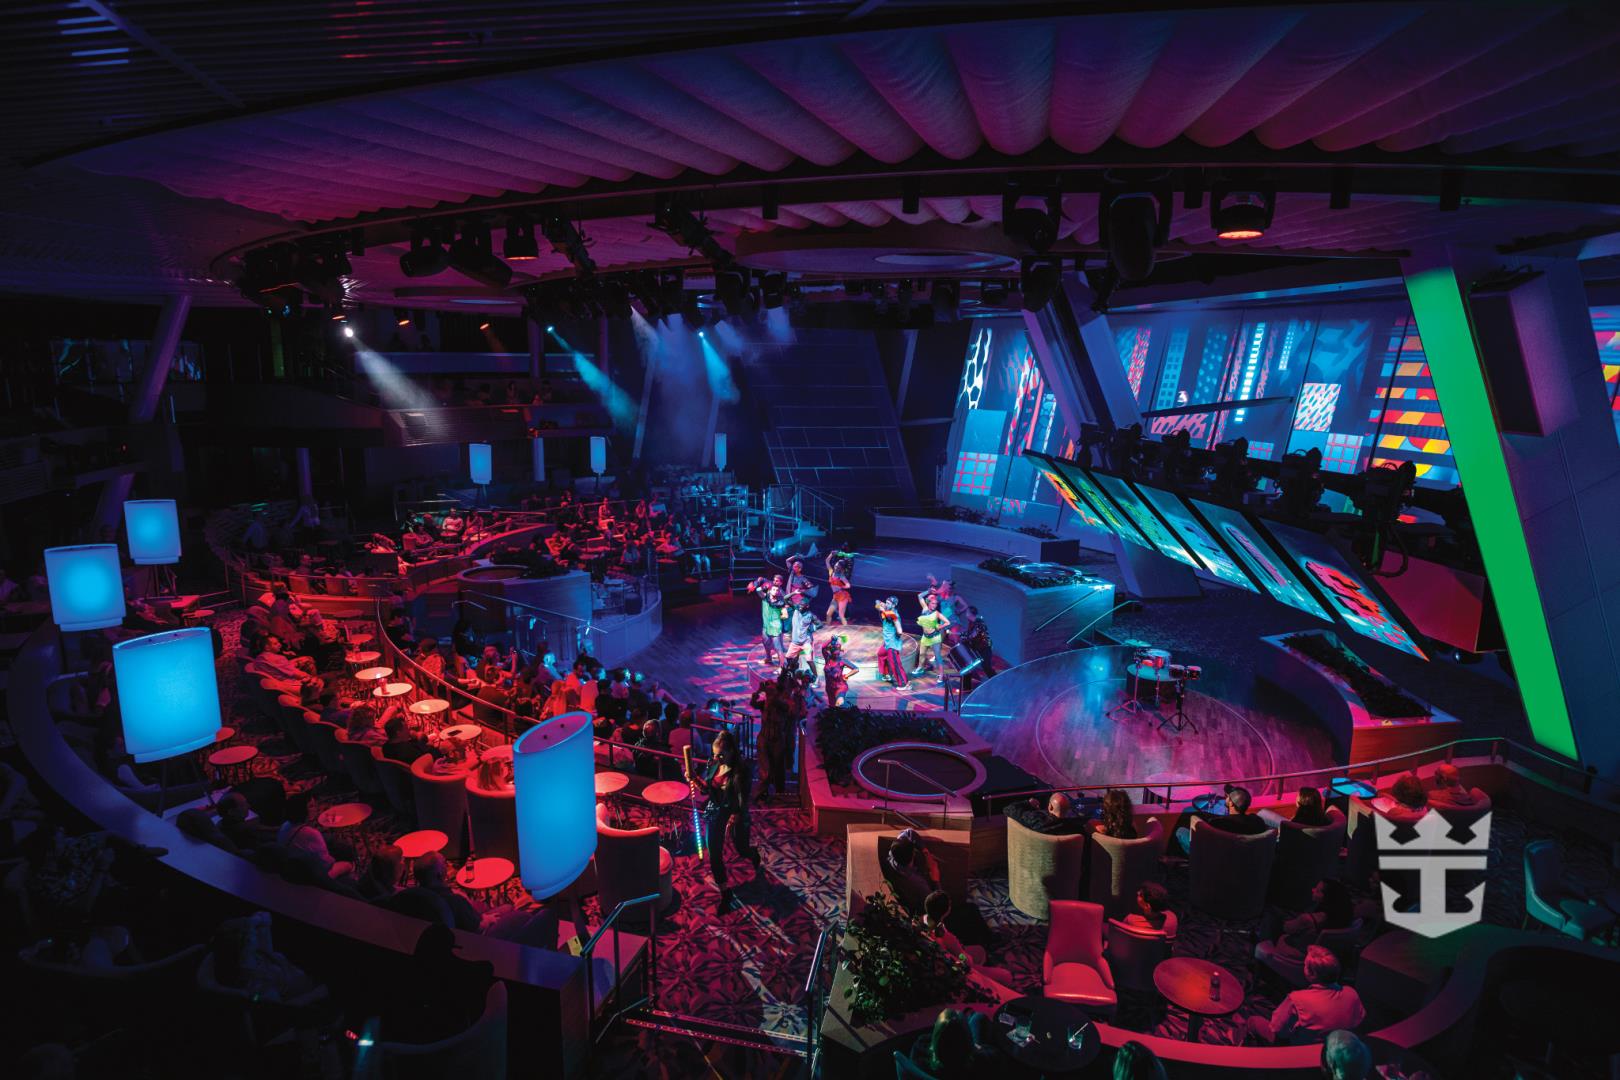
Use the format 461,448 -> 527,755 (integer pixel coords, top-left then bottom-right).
1185,1014 -> 1204,1042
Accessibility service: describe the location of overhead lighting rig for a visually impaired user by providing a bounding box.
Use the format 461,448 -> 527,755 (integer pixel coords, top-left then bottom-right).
1210,184 -> 1276,241
1002,180 -> 1063,253
1099,175 -> 1174,283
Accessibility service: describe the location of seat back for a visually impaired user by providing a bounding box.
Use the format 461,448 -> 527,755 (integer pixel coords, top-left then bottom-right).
281,703 -> 318,756
373,750 -> 416,819
1104,919 -> 1173,994
337,736 -> 384,796
410,756 -> 469,860
465,783 -> 519,862
306,719 -> 348,777
1006,816 -> 1087,920
595,821 -> 661,920
1270,806 -> 1347,910
1189,821 -> 1277,922
1087,817 -> 1164,920
894,1050 -> 938,1080
370,982 -> 507,1080
1524,839 -> 1568,929
1046,899 -> 1107,969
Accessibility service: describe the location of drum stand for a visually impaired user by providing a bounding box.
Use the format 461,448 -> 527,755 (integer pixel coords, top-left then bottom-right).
1157,676 -> 1199,734
1108,653 -> 1155,721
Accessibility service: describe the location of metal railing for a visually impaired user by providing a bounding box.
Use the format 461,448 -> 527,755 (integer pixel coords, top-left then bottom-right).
582,891 -> 662,1042
874,756 -> 967,829
978,735 -> 1620,811
802,918 -> 843,1078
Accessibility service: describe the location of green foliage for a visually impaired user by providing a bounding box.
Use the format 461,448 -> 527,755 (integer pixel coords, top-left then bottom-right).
841,891 -> 989,1027
813,708 -> 950,786
977,556 -> 1074,589
1282,631 -> 1431,718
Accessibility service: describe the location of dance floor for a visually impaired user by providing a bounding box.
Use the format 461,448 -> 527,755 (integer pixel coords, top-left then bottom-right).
960,646 -> 1336,797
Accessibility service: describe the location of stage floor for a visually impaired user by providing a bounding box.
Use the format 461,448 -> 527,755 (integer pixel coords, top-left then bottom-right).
959,646 -> 1337,799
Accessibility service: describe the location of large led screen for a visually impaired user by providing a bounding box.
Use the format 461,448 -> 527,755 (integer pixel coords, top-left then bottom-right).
1134,482 -> 1260,593
1052,460 -> 1151,549
1028,456 -> 1107,531
1265,520 -> 1429,659
1187,498 -> 1332,622
1089,471 -> 1201,569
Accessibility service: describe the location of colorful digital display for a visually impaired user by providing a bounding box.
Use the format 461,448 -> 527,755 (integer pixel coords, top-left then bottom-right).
1089,470 -> 1201,570
1133,482 -> 1260,593
1186,498 -> 1332,622
1051,459 -> 1151,549
1265,520 -> 1428,659
1028,456 -> 1106,531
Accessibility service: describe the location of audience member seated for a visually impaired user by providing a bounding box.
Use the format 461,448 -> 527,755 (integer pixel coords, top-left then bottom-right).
922,890 -> 1015,987
1246,946 -> 1365,1045
1112,1041 -> 1168,1080
216,793 -> 278,851
401,852 -> 481,932
1007,791 -> 1091,835
344,702 -> 390,746
276,794 -> 334,874
208,911 -> 327,1008
1257,878 -> 1355,970
887,830 -> 992,948
1321,1030 -> 1373,1080
1090,788 -> 1140,840
1380,774 -> 1430,827
378,924 -> 495,1045
380,713 -> 436,764
1426,763 -> 1490,815
1120,882 -> 1178,937
359,844 -> 406,903
905,1008 -> 999,1080
1176,784 -> 1268,853
1261,785 -> 1331,828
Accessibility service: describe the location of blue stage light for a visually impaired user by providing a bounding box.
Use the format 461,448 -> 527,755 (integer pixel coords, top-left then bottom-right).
113,627 -> 221,762
469,442 -> 492,485
123,499 -> 181,565
44,544 -> 125,631
513,711 -> 597,899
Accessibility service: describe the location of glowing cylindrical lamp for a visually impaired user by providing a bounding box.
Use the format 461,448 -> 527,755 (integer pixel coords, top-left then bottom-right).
44,544 -> 126,631
123,499 -> 181,565
469,442 -> 493,486
589,435 -> 606,476
714,433 -> 728,472
531,437 -> 546,483
113,627 -> 221,762
513,710 -> 597,899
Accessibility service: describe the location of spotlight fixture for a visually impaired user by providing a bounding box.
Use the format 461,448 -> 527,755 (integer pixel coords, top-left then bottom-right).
901,177 -> 921,217
1329,167 -> 1353,211
342,325 -> 355,339
715,268 -> 755,318
652,195 -> 732,267
1210,186 -> 1276,241
399,225 -> 449,278
1019,259 -> 1063,312
1083,265 -> 1118,313
393,308 -> 410,327
761,185 -> 779,222
599,278 -> 632,321
760,272 -> 787,310
479,321 -> 492,331
929,279 -> 959,322
980,280 -> 1010,307
1002,185 -> 1063,253
541,214 -> 597,277
503,215 -> 539,261
447,222 -> 513,288
1101,190 -> 1166,282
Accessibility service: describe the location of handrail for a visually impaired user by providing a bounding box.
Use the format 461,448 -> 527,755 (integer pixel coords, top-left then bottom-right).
875,757 -> 960,830
802,917 -> 844,1079
875,756 -> 960,801
582,891 -> 662,1041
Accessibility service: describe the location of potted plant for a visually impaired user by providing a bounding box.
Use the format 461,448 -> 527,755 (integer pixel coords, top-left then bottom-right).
841,892 -> 990,1026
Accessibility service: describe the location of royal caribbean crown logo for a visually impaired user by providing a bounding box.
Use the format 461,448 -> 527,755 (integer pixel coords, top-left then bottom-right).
1375,810 -> 1490,939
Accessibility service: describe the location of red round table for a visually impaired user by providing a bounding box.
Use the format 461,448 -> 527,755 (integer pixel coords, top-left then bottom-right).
1154,957 -> 1244,1042
456,856 -> 516,902
409,698 -> 450,718
318,802 -> 374,830
643,779 -> 693,848
373,681 -> 413,700
355,666 -> 393,684
395,829 -> 449,859
207,744 -> 259,785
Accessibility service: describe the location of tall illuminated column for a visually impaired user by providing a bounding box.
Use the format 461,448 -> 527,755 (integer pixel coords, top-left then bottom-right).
513,711 -> 597,899
1403,251 -> 1620,772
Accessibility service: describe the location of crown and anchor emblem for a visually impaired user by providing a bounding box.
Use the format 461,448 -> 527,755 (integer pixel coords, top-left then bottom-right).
1374,810 -> 1490,939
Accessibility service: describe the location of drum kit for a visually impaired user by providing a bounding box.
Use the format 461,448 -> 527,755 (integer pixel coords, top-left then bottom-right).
1110,645 -> 1202,733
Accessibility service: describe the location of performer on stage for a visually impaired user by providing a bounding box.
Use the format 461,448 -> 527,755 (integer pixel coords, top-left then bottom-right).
747,574 -> 788,666
874,597 -> 909,688
786,592 -> 822,681
684,729 -> 761,915
821,635 -> 858,707
925,575 -> 959,622
786,557 -> 817,602
959,605 -> 997,692
824,551 -> 854,626
912,592 -> 950,677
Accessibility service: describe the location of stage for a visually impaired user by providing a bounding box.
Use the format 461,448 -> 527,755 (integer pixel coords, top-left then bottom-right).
958,644 -> 1338,799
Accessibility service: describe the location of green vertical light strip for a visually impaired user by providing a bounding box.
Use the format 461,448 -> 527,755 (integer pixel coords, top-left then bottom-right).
1404,265 -> 1579,760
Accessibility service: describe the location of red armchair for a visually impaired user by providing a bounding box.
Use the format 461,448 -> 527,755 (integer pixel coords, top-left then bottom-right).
1042,899 -> 1117,1017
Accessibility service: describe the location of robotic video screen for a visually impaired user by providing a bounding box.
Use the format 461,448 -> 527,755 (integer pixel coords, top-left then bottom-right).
1089,470 -> 1201,570
1134,482 -> 1260,593
1053,460 -> 1151,549
1265,521 -> 1429,659
1187,497 -> 1332,622
1030,457 -> 1107,531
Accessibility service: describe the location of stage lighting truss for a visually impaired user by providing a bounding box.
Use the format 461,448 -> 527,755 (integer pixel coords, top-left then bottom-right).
447,221 -> 513,289
652,194 -> 733,268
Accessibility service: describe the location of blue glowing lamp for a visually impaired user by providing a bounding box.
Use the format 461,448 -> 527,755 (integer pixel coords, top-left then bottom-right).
589,435 -> 606,476
714,433 -> 728,472
44,544 -> 126,631
123,499 -> 181,565
469,442 -> 493,486
513,710 -> 597,899
113,627 -> 221,762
